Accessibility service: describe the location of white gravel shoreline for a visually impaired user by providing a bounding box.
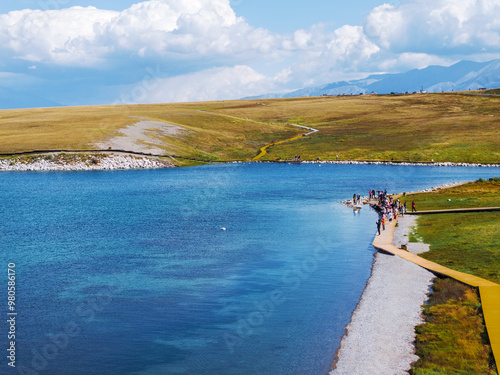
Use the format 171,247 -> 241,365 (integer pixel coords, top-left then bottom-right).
2,155 -> 499,171
303,160 -> 500,167
330,216 -> 434,375
0,154 -> 173,171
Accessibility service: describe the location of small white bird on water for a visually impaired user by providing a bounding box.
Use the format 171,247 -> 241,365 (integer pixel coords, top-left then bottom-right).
221,227 -> 227,231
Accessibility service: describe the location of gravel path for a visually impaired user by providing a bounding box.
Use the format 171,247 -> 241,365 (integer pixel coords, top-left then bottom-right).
94,119 -> 187,155
330,216 -> 434,375
392,215 -> 430,254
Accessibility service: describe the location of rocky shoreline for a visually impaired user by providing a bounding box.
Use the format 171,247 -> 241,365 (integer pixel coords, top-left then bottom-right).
330,215 -> 434,374
301,160 -> 499,167
0,153 -> 173,171
332,183 -> 463,374
1,153 -> 499,171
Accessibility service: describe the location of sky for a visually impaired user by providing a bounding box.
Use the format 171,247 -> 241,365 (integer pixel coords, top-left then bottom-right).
1,0 -> 500,107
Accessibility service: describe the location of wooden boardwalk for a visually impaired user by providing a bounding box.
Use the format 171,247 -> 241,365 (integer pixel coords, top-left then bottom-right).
372,219 -> 500,369
406,207 -> 500,215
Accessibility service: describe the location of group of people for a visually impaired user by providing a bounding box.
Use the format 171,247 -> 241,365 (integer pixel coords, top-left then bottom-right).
368,189 -> 380,199
374,190 -> 416,235
353,193 -> 361,205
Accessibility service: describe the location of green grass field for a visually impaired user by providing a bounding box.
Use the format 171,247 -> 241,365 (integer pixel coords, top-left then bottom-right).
411,278 -> 496,375
404,178 -> 500,211
407,179 -> 500,374
1,92 -> 499,164
406,179 -> 500,283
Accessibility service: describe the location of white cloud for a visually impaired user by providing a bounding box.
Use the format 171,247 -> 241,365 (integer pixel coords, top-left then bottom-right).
97,0 -> 249,57
117,65 -> 277,103
0,0 -> 281,66
282,25 -> 381,87
2,0 -> 500,104
365,0 -> 500,54
0,6 -> 117,65
377,52 -> 453,72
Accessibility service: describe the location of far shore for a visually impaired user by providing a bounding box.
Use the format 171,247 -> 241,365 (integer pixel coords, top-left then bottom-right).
0,152 -> 173,171
1,150 -> 500,171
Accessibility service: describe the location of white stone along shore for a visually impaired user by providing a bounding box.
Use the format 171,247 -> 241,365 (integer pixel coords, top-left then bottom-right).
2,155 -> 499,172
302,160 -> 500,167
330,215 -> 434,375
0,154 -> 173,171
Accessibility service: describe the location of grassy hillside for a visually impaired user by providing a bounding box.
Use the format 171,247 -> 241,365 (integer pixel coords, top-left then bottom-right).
485,88 -> 500,95
0,103 -> 302,161
1,93 -> 499,163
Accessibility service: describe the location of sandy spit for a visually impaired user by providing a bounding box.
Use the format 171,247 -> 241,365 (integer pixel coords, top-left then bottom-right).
330,215 -> 433,375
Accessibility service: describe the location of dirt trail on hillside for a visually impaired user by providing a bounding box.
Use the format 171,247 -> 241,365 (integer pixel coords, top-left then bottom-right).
95,118 -> 187,155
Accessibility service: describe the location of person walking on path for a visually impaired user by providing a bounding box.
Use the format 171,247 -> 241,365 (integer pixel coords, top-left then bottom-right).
376,219 -> 381,235
381,216 -> 386,231
412,200 -> 416,212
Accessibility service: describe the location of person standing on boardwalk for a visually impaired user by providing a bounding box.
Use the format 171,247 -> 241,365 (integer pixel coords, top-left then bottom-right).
412,200 -> 416,212
381,216 -> 386,231
376,218 -> 381,235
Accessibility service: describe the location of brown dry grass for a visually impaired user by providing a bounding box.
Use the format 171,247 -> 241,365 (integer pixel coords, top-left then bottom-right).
1,93 -> 499,163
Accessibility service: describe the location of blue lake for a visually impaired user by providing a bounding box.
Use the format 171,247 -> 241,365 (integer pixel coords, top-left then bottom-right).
0,163 -> 497,374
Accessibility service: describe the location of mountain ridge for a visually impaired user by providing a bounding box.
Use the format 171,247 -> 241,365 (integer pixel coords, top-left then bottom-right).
247,59 -> 500,99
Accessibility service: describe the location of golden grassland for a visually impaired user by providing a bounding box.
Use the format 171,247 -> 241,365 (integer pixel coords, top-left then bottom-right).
1,92 -> 499,163
0,103 -> 303,161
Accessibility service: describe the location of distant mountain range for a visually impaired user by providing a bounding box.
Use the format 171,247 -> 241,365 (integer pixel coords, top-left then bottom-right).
2,59 -> 499,110
0,87 -> 61,110
248,59 -> 500,99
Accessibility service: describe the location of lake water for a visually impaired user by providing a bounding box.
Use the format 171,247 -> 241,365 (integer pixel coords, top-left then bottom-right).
1,163 -> 496,374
